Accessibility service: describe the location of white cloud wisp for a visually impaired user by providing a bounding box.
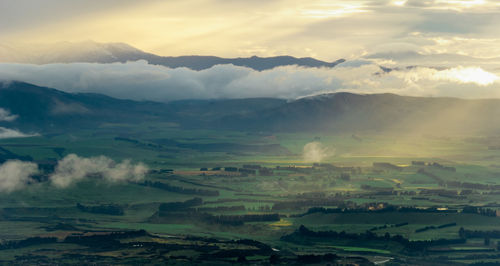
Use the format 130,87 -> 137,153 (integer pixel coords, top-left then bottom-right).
50,154 -> 148,188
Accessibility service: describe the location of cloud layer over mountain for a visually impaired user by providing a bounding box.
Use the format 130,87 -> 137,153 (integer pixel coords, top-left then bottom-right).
1,60 -> 499,101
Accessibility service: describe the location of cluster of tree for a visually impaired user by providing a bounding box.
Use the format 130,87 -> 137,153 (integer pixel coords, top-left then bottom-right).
217,213 -> 280,223
268,253 -> 370,265
373,162 -> 403,171
419,189 -> 464,199
415,223 -> 456,233
275,165 -> 314,174
149,169 -> 174,174
460,189 -> 474,195
114,137 -> 167,151
312,163 -> 361,174
271,198 -> 345,211
394,191 -> 415,196
64,230 -> 148,250
202,213 -> 280,225
64,231 -> 249,261
238,168 -> 256,175
156,209 -> 279,226
159,198 -> 203,213
446,181 -> 500,191
458,254 -> 500,261
296,191 -> 326,198
247,205 -> 272,212
259,168 -> 274,176
76,203 -> 124,216
412,161 -> 456,172
459,228 -> 500,239
397,206 -> 457,213
369,222 -> 409,231
114,137 -> 139,144
157,198 -> 278,224
44,223 -> 79,232
196,205 -> 246,212
462,206 -> 497,217
429,162 -> 456,172
224,167 -> 238,172
37,160 -> 57,175
201,166 -> 255,172
196,239 -> 273,262
296,253 -> 339,264
340,173 -> 350,181
0,146 -> 33,163
411,196 -> 429,200
417,168 -> 445,185
297,205 -> 458,217
30,173 -> 50,182
283,225 -> 465,252
425,189 -> 461,198
0,237 -> 57,250
360,185 -> 394,194
138,181 -> 219,196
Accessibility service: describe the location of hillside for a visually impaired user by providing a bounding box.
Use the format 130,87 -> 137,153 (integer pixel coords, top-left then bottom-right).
2,81 -> 500,135
218,93 -> 500,134
0,82 -> 285,132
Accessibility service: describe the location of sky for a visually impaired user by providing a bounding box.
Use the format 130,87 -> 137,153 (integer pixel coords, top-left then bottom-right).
1,0 -> 500,100
1,0 -> 499,60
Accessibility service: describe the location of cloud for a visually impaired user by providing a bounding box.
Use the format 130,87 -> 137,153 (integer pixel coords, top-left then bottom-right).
303,142 -> 331,163
389,66 -> 500,86
405,0 -> 491,10
429,66 -> 499,85
50,154 -> 147,188
51,99 -> 90,115
1,61 -> 500,100
0,127 -> 38,139
0,61 -> 341,101
0,160 -> 38,193
0,108 -> 18,122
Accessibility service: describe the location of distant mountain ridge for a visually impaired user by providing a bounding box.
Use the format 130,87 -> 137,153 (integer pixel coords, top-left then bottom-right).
1,81 -> 500,135
0,41 -> 346,71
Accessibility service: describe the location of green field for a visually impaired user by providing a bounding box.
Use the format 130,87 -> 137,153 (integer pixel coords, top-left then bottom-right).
1,123 -> 500,264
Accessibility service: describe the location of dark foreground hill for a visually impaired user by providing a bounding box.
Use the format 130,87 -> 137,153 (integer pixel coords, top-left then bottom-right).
0,81 -> 285,132
2,81 -> 500,135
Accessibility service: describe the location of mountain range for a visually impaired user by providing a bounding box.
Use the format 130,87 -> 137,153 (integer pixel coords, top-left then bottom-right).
0,41 -> 345,71
1,81 -> 500,136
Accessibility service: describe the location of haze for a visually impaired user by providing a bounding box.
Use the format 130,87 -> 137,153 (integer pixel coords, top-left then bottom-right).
1,1 -> 500,265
